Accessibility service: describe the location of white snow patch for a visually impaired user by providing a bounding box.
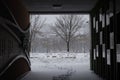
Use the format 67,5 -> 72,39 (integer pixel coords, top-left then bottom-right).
30,53 -> 89,79
21,53 -> 102,80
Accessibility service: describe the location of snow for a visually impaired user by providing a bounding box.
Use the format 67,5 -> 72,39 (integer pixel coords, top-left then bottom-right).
30,53 -> 89,64
21,53 -> 102,80
30,53 -> 89,76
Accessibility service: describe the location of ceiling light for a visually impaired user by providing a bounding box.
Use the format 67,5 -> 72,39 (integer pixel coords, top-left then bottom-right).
52,4 -> 62,9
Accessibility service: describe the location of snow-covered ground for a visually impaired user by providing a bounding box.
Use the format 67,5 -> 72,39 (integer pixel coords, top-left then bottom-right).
30,53 -> 89,67
21,53 -> 102,80
30,53 -> 89,76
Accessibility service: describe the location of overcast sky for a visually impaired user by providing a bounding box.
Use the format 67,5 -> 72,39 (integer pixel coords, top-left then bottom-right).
41,14 -> 89,24
31,14 -> 90,33
41,15 -> 59,24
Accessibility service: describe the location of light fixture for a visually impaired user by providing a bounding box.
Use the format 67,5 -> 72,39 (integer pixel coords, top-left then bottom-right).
52,4 -> 62,9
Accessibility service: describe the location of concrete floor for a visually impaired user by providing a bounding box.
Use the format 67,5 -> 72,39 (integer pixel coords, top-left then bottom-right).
20,53 -> 103,80
20,65 -> 103,80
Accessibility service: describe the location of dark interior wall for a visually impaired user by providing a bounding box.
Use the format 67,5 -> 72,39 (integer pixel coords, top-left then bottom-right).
0,0 -> 31,79
90,0 -> 108,79
0,58 -> 31,80
116,0 -> 120,80
4,0 -> 30,30
90,0 -> 120,80
116,0 -> 120,13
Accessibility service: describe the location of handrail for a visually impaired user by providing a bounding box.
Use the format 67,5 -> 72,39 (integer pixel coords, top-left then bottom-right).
0,55 -> 31,77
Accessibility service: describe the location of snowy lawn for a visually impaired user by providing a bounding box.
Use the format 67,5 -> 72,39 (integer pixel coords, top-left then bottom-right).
29,53 -> 90,80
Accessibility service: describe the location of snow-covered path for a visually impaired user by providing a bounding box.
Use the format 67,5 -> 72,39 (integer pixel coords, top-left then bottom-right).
20,53 -> 103,80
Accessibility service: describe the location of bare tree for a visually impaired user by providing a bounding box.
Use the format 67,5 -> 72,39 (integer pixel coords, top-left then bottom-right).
30,15 -> 46,52
30,15 -> 46,41
52,15 -> 86,52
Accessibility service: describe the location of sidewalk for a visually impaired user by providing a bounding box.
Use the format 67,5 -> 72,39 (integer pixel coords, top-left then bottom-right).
20,65 -> 102,80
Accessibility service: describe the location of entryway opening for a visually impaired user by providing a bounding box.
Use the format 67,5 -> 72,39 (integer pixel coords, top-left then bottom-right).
21,14 -> 102,80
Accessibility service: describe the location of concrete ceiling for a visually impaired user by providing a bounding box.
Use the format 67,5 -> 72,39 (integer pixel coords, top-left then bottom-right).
22,0 -> 98,13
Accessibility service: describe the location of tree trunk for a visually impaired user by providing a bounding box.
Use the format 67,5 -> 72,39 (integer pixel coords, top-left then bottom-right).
67,41 -> 70,52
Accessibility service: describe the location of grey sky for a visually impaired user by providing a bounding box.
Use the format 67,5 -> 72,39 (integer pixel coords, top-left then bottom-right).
41,14 -> 89,23
31,14 -> 90,33
41,15 -> 59,24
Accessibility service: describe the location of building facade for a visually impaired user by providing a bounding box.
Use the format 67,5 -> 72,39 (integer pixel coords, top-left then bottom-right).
90,0 -> 120,80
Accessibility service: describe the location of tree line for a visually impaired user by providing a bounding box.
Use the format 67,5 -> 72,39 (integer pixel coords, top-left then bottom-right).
30,14 -> 90,53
